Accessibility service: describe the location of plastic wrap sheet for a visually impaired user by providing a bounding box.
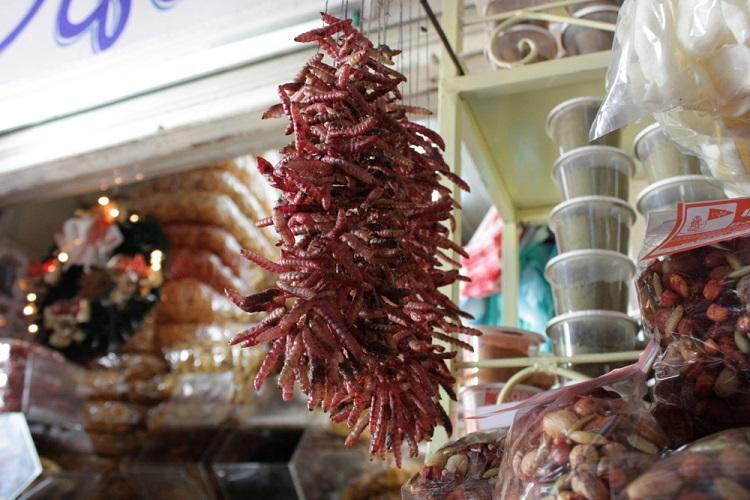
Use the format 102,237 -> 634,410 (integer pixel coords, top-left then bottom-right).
157,279 -> 249,324
496,347 -> 667,499
636,200 -> 750,445
166,248 -> 249,295
402,430 -> 506,500
593,0 -> 750,193
624,427 -> 750,499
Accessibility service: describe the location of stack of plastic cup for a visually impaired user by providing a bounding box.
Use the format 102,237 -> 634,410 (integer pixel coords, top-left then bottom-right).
543,96 -> 639,376
633,124 -> 726,216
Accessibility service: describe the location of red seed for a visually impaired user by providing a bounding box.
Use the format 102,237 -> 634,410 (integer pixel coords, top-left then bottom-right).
703,280 -> 724,301
707,304 -> 730,322
660,290 -> 681,307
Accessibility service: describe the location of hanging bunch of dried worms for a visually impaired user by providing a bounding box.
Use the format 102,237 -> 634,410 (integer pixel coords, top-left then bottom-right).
229,13 -> 478,463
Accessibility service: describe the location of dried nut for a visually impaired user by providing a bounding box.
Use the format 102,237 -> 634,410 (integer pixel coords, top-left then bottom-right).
569,431 -> 608,446
678,452 -> 714,482
714,367 -> 740,398
549,441 -> 572,467
571,471 -> 608,500
626,434 -> 660,454
626,470 -> 683,499
601,442 -> 627,458
652,272 -> 664,296
444,453 -> 468,476
707,304 -> 729,322
666,273 -> 690,298
543,409 -> 578,438
718,448 -> 750,480
573,397 -> 599,417
482,467 -> 499,479
677,491 -> 713,500
637,420 -> 669,449
569,414 -> 597,434
735,330 -> 750,354
425,451 -> 448,468
665,305 -> 685,335
558,491 -> 576,500
569,445 -> 599,470
554,472 -> 572,493
520,449 -> 540,478
512,451 -> 524,476
713,477 -> 750,499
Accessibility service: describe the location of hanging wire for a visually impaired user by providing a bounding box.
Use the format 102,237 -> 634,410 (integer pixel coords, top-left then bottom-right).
399,1 -> 404,98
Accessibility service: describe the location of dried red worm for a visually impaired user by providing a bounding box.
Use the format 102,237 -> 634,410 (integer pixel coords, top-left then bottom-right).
230,14 -> 477,463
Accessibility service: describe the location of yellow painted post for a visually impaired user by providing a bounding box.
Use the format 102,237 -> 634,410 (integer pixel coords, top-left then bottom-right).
431,0 -> 464,454
502,220 -> 520,327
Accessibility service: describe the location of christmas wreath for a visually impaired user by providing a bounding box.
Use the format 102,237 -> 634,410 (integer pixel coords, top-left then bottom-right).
26,198 -> 168,359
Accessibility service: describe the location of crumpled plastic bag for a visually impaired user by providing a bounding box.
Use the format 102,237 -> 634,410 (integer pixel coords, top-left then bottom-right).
592,0 -> 750,193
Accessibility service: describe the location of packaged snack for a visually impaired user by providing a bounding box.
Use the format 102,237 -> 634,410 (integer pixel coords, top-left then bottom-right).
637,198 -> 750,445
82,401 -> 144,433
132,191 -> 276,258
496,347 -> 667,499
88,430 -> 145,457
139,168 -> 270,224
624,427 -> 750,499
403,430 -> 506,500
162,224 -> 248,278
155,322 -> 245,349
89,353 -> 167,382
225,157 -> 277,216
157,279 -> 248,323
166,248 -> 248,294
79,370 -> 129,400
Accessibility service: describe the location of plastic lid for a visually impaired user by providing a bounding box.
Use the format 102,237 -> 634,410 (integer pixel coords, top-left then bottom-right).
632,123 -> 663,160
548,195 -> 636,230
545,97 -> 602,138
546,309 -> 638,331
544,248 -> 635,283
635,175 -> 725,215
552,145 -> 636,182
560,5 -> 620,37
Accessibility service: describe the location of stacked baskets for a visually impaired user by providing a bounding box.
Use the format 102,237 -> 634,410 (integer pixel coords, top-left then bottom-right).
634,124 -> 727,216
543,97 -> 640,376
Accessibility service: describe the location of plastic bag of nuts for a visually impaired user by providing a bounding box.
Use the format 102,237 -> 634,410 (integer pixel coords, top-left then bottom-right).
623,427 -> 750,499
402,429 -> 506,500
636,200 -> 750,446
496,346 -> 668,499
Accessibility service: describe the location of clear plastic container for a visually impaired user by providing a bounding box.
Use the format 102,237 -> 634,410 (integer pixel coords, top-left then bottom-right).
210,428 -> 303,500
634,124 -> 702,182
546,309 -> 638,376
546,98 -> 621,155
564,0 -> 623,14
561,6 -> 619,56
1,413 -> 42,500
552,145 -> 634,200
462,326 -> 547,387
548,195 -> 635,253
635,175 -> 726,215
544,249 -> 635,314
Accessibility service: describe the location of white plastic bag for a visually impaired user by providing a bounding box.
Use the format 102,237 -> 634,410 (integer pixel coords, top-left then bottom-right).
592,0 -> 750,193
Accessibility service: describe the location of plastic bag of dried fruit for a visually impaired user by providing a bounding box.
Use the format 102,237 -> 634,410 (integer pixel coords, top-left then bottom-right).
636,198 -> 750,446
401,429 -> 506,500
622,427 -> 750,499
496,345 -> 667,500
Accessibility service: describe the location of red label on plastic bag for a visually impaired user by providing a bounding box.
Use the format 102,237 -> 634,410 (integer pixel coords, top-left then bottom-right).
644,197 -> 750,259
